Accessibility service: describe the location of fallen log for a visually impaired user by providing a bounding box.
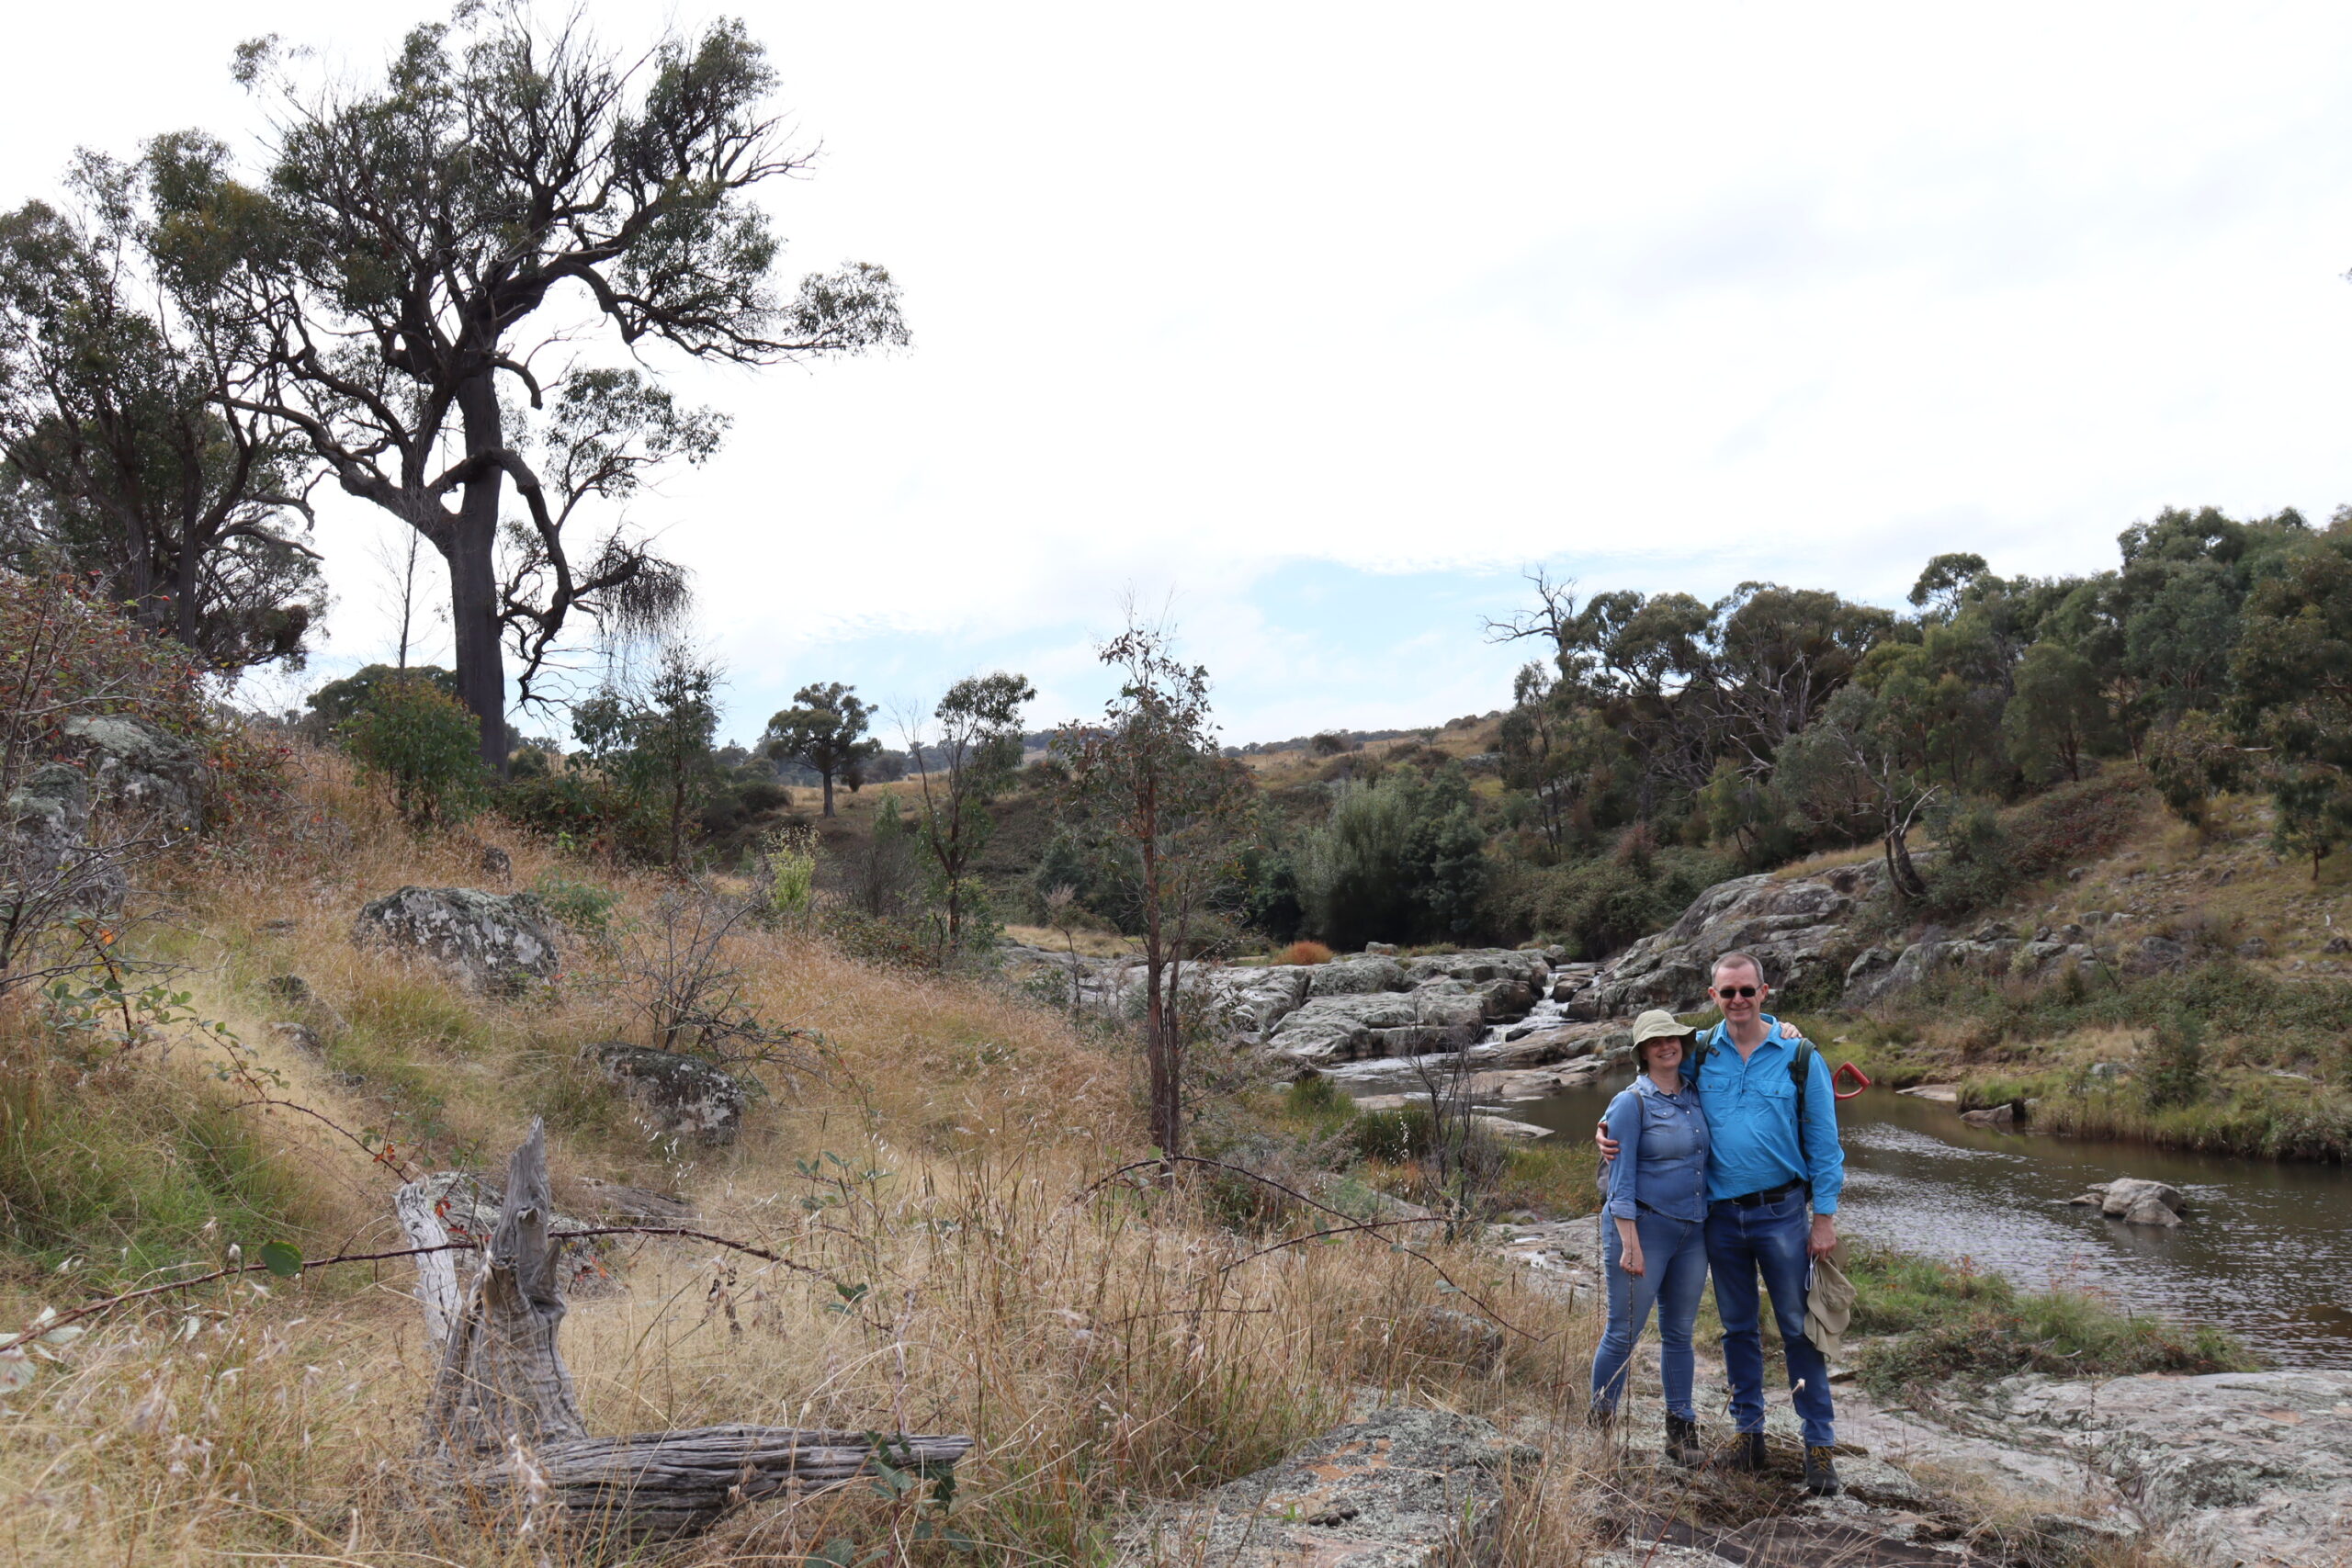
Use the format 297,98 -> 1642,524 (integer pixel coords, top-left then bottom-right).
412,1120 -> 972,1544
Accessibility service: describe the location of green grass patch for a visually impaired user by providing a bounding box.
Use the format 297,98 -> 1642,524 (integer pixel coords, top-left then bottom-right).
0,1062 -> 331,1283
1845,1245 -> 2258,1398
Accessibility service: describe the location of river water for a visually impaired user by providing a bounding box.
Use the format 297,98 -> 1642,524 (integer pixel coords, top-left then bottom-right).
1504,1081 -> 2352,1370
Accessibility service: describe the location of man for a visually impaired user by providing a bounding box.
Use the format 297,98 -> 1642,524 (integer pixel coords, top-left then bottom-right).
1597,949 -> 1846,1495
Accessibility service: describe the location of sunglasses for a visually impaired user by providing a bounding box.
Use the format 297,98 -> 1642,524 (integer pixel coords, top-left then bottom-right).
1712,985 -> 1761,998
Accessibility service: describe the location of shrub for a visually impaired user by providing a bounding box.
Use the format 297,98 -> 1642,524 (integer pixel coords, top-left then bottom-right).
339,674 -> 484,828
531,871 -> 620,934
1297,766 -> 1488,948
2138,1017 -> 2209,1111
1279,940 -> 1334,965
1926,769 -> 2152,917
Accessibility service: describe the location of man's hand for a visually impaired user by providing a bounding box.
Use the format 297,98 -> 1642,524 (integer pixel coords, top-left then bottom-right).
1595,1121 -> 1619,1162
1809,1213 -> 1838,1259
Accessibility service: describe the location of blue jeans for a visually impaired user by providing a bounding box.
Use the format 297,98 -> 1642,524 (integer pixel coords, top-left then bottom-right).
1705,1190 -> 1835,1447
1589,1209 -> 1708,1420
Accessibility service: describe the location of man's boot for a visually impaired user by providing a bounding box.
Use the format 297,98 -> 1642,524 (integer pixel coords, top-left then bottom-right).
1664,1415 -> 1701,1467
1804,1445 -> 1842,1496
1710,1431 -> 1767,1472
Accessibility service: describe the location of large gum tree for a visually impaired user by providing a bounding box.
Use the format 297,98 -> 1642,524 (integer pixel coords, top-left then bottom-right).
176,4 -> 906,765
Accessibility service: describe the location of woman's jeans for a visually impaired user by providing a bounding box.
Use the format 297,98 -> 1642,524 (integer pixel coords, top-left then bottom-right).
1589,1209 -> 1708,1420
1706,1190 -> 1836,1448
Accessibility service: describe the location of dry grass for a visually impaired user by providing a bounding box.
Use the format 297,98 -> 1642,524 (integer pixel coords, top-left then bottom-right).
0,746 -> 1604,1565
1001,922 -> 1136,959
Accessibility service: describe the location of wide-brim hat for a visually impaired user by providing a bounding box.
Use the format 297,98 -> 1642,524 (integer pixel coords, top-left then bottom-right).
1629,1010 -> 1697,1049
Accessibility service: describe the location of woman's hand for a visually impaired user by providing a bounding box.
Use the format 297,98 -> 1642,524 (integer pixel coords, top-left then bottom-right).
1619,1240 -> 1646,1277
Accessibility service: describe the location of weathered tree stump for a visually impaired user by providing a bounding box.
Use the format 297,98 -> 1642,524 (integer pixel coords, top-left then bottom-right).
405,1122 -> 972,1544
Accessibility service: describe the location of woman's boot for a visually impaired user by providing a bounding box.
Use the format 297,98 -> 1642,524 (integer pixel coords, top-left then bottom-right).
1664,1415 -> 1700,1467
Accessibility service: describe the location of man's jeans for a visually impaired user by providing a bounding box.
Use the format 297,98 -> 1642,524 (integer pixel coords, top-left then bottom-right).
1590,1210 -> 1709,1420
1705,1190 -> 1834,1447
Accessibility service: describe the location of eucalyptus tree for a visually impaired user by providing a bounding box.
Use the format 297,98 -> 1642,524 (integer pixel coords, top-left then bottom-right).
0,151 -> 322,670
182,5 -> 906,764
763,682 -> 879,818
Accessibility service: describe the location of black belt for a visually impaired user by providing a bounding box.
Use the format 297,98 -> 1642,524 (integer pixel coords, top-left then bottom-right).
1723,1179 -> 1805,1209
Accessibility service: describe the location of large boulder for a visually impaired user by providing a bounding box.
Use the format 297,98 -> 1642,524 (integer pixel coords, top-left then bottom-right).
60,713 -> 203,834
1589,861 -> 1885,1015
353,886 -> 560,995
1266,992 -> 1484,1066
1204,964 -> 1314,1038
2094,1178 -> 2188,1224
1305,955 -> 1410,997
581,1042 -> 750,1145
5,762 -> 125,915
1114,1405 -> 1527,1566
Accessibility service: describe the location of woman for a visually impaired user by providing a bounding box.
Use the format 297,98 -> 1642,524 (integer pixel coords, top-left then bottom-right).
1589,1008 -> 1712,1463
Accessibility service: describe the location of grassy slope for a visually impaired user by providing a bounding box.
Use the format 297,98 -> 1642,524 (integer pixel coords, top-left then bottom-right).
0,748 -> 1600,1568
1811,783 -> 2352,1159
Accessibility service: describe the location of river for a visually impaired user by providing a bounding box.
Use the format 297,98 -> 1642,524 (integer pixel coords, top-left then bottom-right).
1503,1081 -> 2352,1370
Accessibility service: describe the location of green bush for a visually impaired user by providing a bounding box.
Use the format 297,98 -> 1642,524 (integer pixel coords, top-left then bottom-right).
338,673 -> 484,828
1926,769 -> 2152,918
1297,767 -> 1488,949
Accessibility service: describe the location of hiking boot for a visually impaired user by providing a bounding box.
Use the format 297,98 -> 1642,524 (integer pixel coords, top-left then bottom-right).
1710,1431 -> 1767,1472
1664,1414 -> 1701,1467
1804,1445 -> 1842,1496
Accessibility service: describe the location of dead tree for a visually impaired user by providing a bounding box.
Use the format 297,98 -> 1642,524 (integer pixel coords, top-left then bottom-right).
403,1122 -> 970,1545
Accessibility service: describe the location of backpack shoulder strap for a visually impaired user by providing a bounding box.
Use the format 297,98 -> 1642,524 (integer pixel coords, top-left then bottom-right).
1789,1036 -> 1814,1150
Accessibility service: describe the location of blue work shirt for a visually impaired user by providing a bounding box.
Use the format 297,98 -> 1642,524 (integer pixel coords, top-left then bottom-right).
1690,1014 -> 1845,1213
1600,1073 -> 1710,1223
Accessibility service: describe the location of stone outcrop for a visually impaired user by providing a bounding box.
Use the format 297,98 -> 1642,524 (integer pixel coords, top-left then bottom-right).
1589,861 -> 1885,1014
1845,1371 -> 2352,1568
1114,1406 -> 1529,1566
581,1043 -> 750,1146
353,886 -> 560,995
59,713 -> 204,834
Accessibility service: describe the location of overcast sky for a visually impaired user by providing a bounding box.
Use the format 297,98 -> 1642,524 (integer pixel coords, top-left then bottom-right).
8,3 -> 2352,746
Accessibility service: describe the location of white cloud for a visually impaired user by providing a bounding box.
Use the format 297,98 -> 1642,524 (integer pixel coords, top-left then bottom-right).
9,2 -> 2352,740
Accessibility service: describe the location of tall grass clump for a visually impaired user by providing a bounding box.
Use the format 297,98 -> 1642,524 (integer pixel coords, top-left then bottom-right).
1846,1246 -> 2257,1399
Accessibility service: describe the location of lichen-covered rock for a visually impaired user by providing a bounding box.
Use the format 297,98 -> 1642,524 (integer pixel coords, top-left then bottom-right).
582,1042 -> 749,1145
1205,964 -> 1314,1039
1114,1405 -> 1529,1566
60,713 -> 203,833
1591,862 -> 1885,1015
353,886 -> 559,995
5,762 -> 125,915
1306,955 -> 1411,997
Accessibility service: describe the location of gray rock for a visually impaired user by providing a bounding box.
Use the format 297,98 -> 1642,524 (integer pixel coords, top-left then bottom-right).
1113,1406 -> 1528,1566
478,844 -> 513,884
353,886 -> 560,995
1206,964 -> 1314,1039
1589,860 -> 1886,1015
581,1042 -> 750,1145
268,1022 -> 322,1055
264,974 -> 311,1004
1960,1103 -> 2018,1129
2120,1195 -> 2182,1227
1306,956 -> 1411,997
1267,992 -> 1425,1064
60,713 -> 203,834
3,763 -> 123,912
2098,1178 -> 2188,1222
2126,935 -> 2188,975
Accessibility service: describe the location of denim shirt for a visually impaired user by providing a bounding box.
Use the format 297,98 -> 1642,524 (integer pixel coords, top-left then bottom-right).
1690,1013 -> 1846,1213
1601,1073 -> 1710,1223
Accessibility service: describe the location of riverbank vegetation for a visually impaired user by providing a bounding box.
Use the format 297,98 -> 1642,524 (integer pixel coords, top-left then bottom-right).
1842,1247 -> 2260,1399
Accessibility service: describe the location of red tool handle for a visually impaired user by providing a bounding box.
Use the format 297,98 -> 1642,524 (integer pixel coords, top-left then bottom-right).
1832,1062 -> 1872,1100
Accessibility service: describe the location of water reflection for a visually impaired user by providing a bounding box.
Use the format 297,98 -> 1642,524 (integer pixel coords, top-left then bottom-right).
1501,1082 -> 2352,1369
